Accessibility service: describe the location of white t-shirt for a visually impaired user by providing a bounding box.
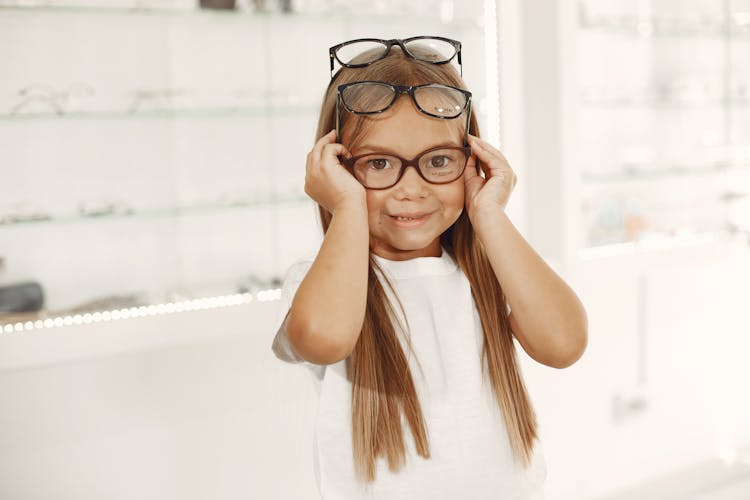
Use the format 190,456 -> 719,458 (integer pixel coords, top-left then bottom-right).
271,245 -> 547,500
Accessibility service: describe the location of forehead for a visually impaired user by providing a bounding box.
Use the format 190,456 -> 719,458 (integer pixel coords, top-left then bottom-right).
349,97 -> 464,156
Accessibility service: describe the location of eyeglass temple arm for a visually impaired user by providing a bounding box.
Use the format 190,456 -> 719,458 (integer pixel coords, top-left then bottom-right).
458,49 -> 462,76
335,93 -> 341,143
330,53 -> 334,79
464,99 -> 472,146
464,100 -> 480,174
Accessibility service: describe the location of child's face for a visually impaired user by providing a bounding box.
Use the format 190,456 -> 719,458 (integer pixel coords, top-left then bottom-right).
345,97 -> 466,261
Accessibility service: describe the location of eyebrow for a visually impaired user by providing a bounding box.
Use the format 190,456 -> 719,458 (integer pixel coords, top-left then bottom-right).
354,142 -> 462,155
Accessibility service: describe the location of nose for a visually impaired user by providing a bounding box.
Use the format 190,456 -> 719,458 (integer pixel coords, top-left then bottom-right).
392,164 -> 428,194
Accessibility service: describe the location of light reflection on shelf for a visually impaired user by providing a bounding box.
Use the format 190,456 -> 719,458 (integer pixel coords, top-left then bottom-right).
0,287 -> 282,332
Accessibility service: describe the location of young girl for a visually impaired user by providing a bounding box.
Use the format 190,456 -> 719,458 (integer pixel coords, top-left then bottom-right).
272,36 -> 588,500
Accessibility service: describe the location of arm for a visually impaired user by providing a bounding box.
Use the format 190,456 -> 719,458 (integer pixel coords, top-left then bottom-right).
464,134 -> 587,369
474,211 -> 588,369
285,198 -> 370,365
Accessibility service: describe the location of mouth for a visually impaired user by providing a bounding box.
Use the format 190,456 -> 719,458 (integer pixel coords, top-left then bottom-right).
388,211 -> 434,227
390,212 -> 432,220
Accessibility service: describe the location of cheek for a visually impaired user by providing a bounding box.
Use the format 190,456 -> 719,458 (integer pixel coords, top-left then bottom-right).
365,192 -> 386,223
363,183 -> 464,225
439,184 -> 465,213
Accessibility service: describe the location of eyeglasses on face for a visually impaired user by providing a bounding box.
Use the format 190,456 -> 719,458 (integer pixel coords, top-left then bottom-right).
335,81 -> 472,144
329,36 -> 462,78
339,144 -> 472,189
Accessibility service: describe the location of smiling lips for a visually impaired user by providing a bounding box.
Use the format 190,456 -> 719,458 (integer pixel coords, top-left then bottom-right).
389,211 -> 433,227
390,211 -> 433,219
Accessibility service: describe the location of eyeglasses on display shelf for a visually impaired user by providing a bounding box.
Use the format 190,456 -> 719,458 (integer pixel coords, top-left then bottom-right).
3,84 -> 307,118
0,212 -> 53,225
77,200 -> 135,218
128,88 -> 192,114
8,83 -> 95,116
0,0 -> 194,10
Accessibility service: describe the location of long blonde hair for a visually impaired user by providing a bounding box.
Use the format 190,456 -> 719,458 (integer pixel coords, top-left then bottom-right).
314,44 -> 540,484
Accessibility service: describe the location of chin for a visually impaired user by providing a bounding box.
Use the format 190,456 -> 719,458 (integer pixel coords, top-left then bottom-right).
384,234 -> 440,252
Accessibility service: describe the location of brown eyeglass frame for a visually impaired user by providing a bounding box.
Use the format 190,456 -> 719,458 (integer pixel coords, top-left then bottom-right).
339,145 -> 474,190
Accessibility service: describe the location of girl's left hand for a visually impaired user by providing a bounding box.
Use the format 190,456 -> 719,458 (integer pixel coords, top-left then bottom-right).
463,134 -> 517,224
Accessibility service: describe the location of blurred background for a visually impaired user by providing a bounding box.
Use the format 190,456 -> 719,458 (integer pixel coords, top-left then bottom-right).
0,0 -> 748,499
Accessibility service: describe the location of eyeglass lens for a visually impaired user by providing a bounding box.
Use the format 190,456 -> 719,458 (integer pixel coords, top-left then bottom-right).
335,38 -> 457,66
350,148 -> 467,188
340,82 -> 467,118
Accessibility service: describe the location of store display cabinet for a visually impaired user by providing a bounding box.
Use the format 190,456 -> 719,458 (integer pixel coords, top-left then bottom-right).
0,0 -> 494,368
577,0 -> 750,251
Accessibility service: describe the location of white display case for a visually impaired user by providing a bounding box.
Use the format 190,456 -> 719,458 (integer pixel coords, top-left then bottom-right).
0,0 -> 497,364
577,0 -> 750,249
511,0 -> 750,273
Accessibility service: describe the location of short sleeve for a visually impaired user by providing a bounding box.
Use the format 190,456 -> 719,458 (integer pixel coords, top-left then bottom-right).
271,259 -> 326,383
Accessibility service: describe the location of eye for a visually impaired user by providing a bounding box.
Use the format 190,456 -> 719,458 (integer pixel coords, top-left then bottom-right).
366,158 -> 392,170
427,155 -> 452,168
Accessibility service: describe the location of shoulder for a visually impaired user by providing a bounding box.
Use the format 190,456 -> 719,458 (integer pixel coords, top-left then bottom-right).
282,251 -> 317,284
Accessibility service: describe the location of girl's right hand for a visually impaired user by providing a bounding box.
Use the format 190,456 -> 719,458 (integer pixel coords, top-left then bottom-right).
304,129 -> 366,214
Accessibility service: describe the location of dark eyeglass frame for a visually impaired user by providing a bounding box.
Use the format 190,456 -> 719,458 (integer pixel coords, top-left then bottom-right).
329,36 -> 462,79
335,81 -> 473,145
339,144 -> 473,190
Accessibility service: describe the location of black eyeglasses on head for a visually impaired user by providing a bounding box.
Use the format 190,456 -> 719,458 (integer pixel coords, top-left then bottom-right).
335,80 -> 472,145
329,36 -> 462,79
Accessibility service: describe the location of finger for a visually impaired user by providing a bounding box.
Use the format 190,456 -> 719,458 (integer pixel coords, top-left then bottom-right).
463,155 -> 478,181
469,135 -> 509,164
468,137 -> 491,167
321,142 -> 351,166
470,140 -> 513,181
468,135 -> 495,161
311,129 -> 338,165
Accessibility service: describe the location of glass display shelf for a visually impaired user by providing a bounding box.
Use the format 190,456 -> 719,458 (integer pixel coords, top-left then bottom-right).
577,4 -> 750,38
578,20 -> 750,38
580,161 -> 750,246
575,0 -> 750,250
0,104 -> 319,121
580,98 -> 750,108
0,193 -> 310,227
0,2 -> 480,27
0,0 -> 494,339
577,227 -> 747,260
581,162 -> 750,184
